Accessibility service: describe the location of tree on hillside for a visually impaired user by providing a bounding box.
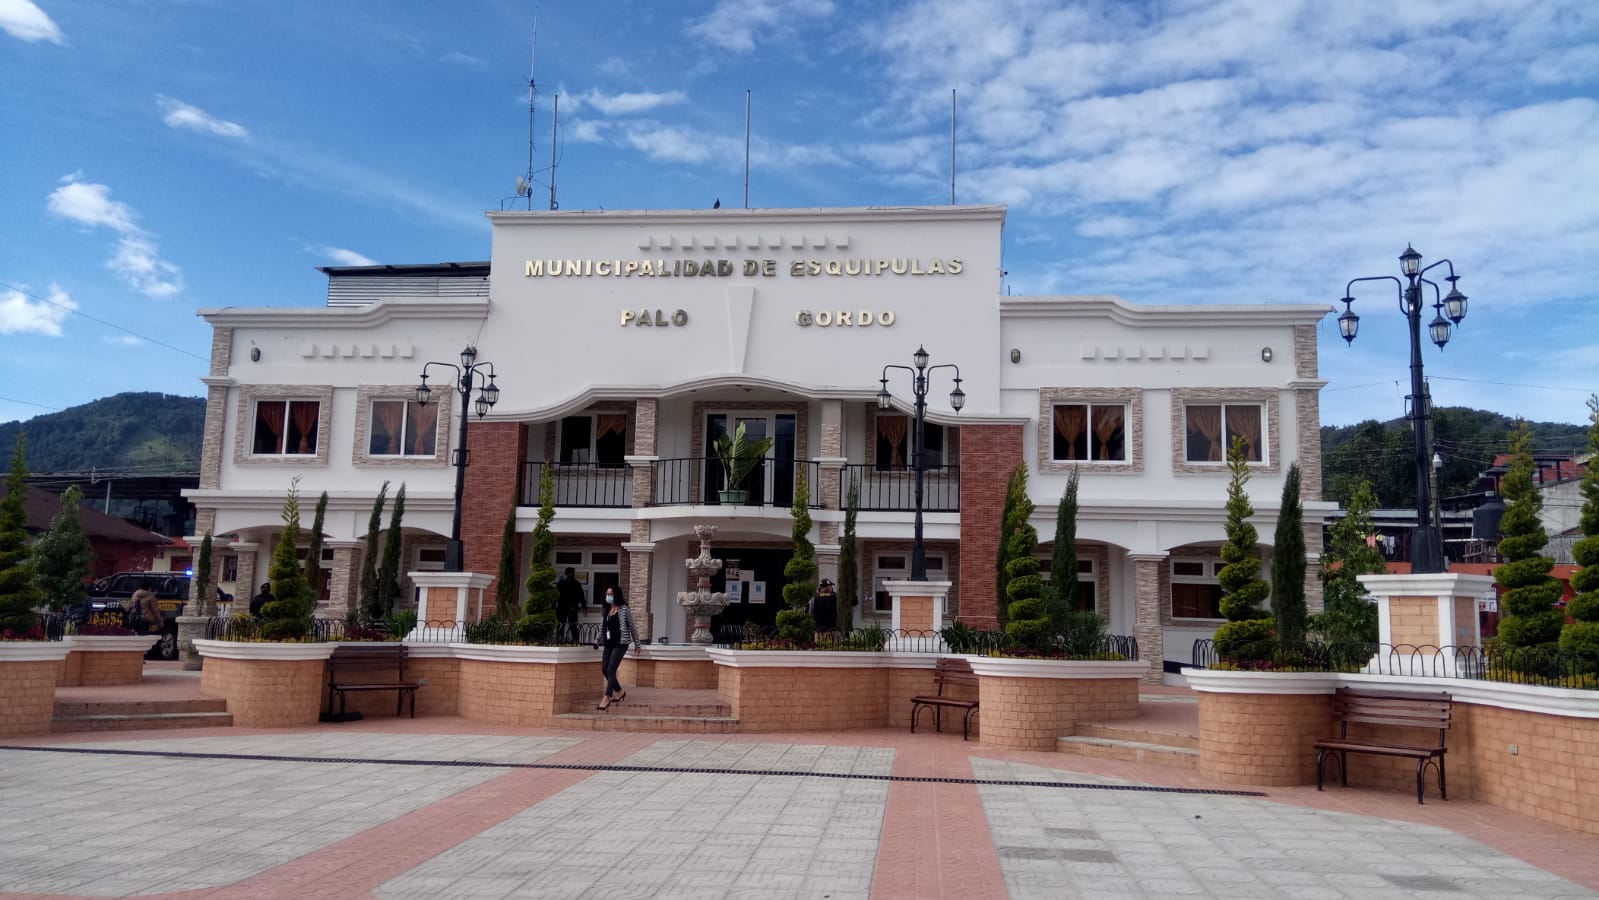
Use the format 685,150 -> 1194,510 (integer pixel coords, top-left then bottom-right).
1560,395 -> 1599,658
303,491 -> 328,602
261,479 -> 314,640
994,463 -> 1028,629
517,464 -> 558,641
0,434 -> 42,635
1214,437 -> 1274,662
1272,463 -> 1308,646
375,485 -> 406,618
1312,480 -> 1383,647
32,484 -> 95,613
0,392 -> 204,474
359,482 -> 389,620
837,475 -> 860,635
1494,422 -> 1565,651
777,469 -> 817,642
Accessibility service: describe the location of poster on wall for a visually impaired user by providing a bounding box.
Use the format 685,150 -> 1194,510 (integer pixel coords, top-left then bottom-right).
750,582 -> 767,604
727,581 -> 744,603
725,561 -> 741,581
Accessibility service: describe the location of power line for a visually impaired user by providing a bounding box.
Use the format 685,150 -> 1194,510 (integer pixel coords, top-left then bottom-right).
0,280 -> 209,363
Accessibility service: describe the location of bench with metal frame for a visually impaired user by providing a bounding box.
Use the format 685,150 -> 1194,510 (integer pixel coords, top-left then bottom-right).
910,657 -> 980,740
1315,687 -> 1451,804
325,643 -> 420,719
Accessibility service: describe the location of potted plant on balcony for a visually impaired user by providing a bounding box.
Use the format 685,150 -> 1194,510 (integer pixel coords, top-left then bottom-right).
713,422 -> 773,505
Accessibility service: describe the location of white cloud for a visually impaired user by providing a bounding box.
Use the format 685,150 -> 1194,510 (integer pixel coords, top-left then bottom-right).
0,0 -> 63,44
103,334 -> 143,347
46,175 -> 183,298
685,0 -> 836,53
439,51 -> 485,68
313,245 -> 378,267
569,89 -> 688,116
0,284 -> 74,336
158,96 -> 249,140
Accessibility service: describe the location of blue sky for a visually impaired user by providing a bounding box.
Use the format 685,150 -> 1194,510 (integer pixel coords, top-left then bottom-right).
3,0 -> 1597,439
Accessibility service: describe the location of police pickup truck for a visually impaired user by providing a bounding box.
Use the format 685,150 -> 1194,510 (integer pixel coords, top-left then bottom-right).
76,572 -> 191,660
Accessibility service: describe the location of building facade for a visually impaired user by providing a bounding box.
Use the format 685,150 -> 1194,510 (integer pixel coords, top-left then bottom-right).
187,205 -> 1332,680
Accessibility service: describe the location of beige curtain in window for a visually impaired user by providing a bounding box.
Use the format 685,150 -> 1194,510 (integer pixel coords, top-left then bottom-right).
1188,405 -> 1223,461
409,401 -> 438,455
290,401 -> 319,453
1227,405 -> 1263,461
374,401 -> 404,454
256,401 -> 284,452
877,415 -> 908,466
1092,405 -> 1124,460
1053,405 -> 1086,460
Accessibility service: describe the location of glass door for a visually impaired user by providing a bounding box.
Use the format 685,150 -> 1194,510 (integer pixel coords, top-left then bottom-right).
704,413 -> 794,505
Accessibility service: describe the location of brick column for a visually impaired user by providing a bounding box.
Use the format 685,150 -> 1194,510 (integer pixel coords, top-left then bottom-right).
461,421 -> 526,614
624,542 -> 655,640
1304,521 -> 1325,614
324,540 -> 364,619
1130,554 -> 1167,684
629,397 -> 658,508
955,423 -> 1024,628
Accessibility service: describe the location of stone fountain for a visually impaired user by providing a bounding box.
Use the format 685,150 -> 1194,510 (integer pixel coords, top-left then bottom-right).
678,524 -> 730,644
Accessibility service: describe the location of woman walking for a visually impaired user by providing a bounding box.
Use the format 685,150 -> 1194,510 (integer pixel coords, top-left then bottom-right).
596,586 -> 640,710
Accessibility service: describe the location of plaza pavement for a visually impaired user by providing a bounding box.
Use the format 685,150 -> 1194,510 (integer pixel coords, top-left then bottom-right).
1,673 -> 1597,899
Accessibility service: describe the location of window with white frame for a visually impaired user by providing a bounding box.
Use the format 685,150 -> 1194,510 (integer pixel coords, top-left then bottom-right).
1184,403 -> 1264,463
1170,557 -> 1225,619
554,548 -> 620,606
368,399 -> 440,457
559,414 -> 627,466
875,416 -> 946,470
252,400 -> 321,455
1051,403 -> 1126,462
1040,555 -> 1099,612
872,552 -> 946,612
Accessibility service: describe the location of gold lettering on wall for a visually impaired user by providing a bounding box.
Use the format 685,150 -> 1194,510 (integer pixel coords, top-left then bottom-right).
527,257 -> 964,279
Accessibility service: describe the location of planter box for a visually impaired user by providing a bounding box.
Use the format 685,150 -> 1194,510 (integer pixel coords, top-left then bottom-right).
194,639 -> 336,727
1185,670 -> 1338,786
624,644 -> 717,690
450,645 -> 601,726
60,635 -> 155,687
707,649 -> 943,732
964,657 -> 1146,751
0,642 -> 72,737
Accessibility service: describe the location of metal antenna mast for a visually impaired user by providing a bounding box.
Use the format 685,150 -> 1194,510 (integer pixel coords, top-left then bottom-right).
523,8 -> 538,211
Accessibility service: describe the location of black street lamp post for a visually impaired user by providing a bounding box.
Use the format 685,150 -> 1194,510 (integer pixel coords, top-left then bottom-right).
1338,245 -> 1468,574
878,346 -> 965,580
415,345 -> 501,572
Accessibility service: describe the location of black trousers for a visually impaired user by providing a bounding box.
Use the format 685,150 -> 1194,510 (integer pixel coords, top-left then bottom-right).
601,645 -> 627,696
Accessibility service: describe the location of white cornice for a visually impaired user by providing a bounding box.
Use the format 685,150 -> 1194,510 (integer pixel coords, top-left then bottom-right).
488,204 -> 1007,228
181,490 -> 456,514
1185,669 -> 1340,694
1358,573 -> 1498,596
193,639 -> 337,661
963,657 -> 1148,679
199,299 -> 491,329
1185,668 -> 1599,718
0,641 -> 72,661
66,635 -> 162,653
1000,296 -> 1331,327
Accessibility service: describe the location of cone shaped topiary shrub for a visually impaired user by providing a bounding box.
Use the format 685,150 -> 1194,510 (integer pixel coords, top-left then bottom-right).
777,469 -> 816,642
517,464 -> 558,642
1560,397 -> 1599,659
1214,436 -> 1275,662
261,478 -> 315,641
1495,422 -> 1564,650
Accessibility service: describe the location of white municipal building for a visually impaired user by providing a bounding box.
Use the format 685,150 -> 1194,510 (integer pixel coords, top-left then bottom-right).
186,204 -> 1334,681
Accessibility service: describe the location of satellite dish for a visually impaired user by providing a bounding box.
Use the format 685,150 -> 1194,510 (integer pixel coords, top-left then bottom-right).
515,176 -> 530,197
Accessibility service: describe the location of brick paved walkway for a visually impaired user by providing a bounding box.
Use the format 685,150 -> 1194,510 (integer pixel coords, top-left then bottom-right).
2,699 -> 1596,898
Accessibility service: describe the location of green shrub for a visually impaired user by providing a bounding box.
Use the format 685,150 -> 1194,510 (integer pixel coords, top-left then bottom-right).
1214,619 -> 1276,661
940,620 -> 980,653
776,609 -> 815,643
846,624 -> 886,651
1559,621 -> 1599,655
466,617 -> 516,644
1059,608 -> 1107,659
385,610 -> 418,638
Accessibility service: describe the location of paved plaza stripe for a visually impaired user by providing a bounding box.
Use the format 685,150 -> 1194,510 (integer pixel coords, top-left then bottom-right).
156,733 -> 661,900
871,738 -> 1008,899
0,745 -> 1266,796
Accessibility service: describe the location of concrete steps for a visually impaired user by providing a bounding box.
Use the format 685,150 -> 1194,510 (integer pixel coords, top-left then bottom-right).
52,698 -> 233,733
1058,722 -> 1200,769
554,694 -> 739,733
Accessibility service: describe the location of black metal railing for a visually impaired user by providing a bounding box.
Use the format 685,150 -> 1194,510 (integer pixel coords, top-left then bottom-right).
1190,639 -> 1599,690
204,616 -> 371,642
715,625 -> 1137,659
653,457 -> 822,508
520,462 -> 631,508
840,464 -> 960,512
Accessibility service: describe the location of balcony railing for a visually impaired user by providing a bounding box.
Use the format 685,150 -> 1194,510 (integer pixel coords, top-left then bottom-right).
520,462 -> 630,508
839,464 -> 960,512
653,457 -> 822,508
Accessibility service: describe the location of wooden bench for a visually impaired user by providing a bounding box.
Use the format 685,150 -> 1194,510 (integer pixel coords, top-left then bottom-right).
911,657 -> 980,740
1315,687 -> 1451,804
325,643 -> 420,720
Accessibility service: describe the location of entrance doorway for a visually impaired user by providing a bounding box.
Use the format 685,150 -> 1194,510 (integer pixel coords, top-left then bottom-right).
705,547 -> 792,633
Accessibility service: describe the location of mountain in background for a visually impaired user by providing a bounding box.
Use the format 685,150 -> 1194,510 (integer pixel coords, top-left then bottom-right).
0,393 -> 204,475
1321,407 -> 1591,509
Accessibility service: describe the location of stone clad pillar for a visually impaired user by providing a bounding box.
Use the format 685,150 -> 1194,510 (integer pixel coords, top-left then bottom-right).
624,539 -> 655,641
230,542 -> 260,614
324,541 -> 364,619
1361,573 -> 1495,672
1130,554 -> 1167,684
